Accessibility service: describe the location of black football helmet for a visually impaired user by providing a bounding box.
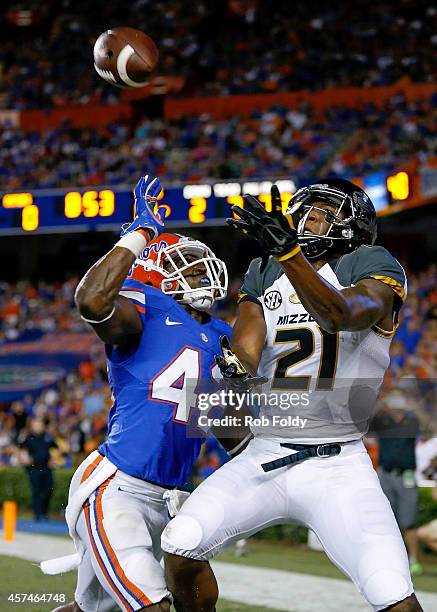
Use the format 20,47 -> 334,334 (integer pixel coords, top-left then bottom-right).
287,178 -> 377,260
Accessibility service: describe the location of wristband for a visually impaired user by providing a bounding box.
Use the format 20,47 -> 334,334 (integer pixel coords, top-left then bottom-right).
275,243 -> 301,262
115,230 -> 149,257
80,306 -> 115,324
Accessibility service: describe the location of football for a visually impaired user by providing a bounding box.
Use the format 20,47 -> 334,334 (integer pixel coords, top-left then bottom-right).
93,26 -> 159,88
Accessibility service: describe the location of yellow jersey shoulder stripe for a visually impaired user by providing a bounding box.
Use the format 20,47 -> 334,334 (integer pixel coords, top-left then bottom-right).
370,275 -> 406,302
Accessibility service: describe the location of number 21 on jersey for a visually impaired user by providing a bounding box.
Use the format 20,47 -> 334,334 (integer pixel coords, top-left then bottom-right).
273,327 -> 339,391
149,346 -> 201,423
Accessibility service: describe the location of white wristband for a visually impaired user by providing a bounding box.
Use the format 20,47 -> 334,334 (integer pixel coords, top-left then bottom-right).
80,306 -> 116,324
115,231 -> 149,257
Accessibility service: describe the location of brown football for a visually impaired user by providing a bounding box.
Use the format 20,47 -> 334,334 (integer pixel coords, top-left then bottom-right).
93,26 -> 159,88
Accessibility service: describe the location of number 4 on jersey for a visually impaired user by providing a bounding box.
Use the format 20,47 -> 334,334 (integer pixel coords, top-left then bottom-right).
150,347 -> 201,423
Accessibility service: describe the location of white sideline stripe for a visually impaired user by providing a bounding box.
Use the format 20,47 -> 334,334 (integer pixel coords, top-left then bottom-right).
119,290 -> 146,304
1,532 -> 437,612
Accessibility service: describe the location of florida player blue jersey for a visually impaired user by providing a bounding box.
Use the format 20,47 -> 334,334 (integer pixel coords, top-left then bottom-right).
99,277 -> 231,487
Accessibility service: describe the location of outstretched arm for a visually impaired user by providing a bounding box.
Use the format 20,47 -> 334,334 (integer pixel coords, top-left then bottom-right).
229,185 -> 399,335
280,254 -> 394,333
75,174 -> 164,347
75,239 -> 150,347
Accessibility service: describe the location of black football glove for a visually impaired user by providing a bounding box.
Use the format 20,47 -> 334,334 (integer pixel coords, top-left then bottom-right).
215,336 -> 268,391
227,184 -> 302,261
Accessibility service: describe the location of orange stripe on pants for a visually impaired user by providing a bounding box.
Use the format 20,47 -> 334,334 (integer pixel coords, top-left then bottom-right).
84,496 -> 132,611
95,478 -> 153,608
80,454 -> 104,484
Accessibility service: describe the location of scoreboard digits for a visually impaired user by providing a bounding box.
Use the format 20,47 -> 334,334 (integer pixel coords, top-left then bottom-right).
2,192 -> 38,232
1,190 -> 118,231
1,180 -> 298,233
0,174 -> 399,234
2,193 -> 34,208
22,204 -> 39,231
188,198 -> 207,223
64,190 -> 116,219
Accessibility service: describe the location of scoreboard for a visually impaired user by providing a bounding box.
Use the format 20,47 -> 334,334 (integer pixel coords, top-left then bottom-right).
0,180 -> 296,234
0,172 -> 406,235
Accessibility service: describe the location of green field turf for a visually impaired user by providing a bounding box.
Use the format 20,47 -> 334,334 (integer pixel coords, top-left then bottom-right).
2,539 -> 437,610
217,539 -> 437,594
0,554 -> 282,612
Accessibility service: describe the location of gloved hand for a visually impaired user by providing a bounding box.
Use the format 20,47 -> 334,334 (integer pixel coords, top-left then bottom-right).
215,336 -> 268,390
228,184 -> 303,262
121,175 -> 165,239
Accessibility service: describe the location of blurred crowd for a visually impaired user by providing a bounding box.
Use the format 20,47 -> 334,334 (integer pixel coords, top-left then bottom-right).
0,279 -> 86,343
0,279 -> 107,468
1,0 -> 436,109
376,265 -> 437,436
1,94 -> 436,190
0,265 -> 436,472
0,359 -> 110,469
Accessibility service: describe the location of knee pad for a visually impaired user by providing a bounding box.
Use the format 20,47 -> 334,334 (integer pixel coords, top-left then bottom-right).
363,569 -> 413,610
161,515 -> 204,553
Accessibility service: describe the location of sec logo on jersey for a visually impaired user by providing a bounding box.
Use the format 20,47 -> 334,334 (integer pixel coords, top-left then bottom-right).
264,290 -> 282,310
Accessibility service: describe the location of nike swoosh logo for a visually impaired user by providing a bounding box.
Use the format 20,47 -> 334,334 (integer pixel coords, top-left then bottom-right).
165,317 -> 183,326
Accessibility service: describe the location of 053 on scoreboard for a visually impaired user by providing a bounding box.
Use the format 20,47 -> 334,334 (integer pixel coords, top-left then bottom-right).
0,173 -> 397,234
0,180 -> 295,234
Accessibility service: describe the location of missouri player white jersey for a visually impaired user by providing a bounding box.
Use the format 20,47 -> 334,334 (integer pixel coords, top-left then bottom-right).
238,245 -> 407,443
162,244 -> 417,611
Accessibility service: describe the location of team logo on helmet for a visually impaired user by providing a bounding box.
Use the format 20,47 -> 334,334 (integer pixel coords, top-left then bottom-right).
141,240 -> 168,260
129,233 -> 228,312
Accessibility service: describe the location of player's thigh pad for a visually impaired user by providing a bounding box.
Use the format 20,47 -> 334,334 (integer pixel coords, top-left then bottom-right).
76,476 -> 170,610
161,443 -> 289,560
304,448 -> 413,611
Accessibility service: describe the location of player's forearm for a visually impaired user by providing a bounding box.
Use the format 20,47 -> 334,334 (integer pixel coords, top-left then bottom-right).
231,303 -> 267,375
281,253 -> 379,332
230,344 -> 258,376
211,390 -> 253,453
75,247 -> 137,319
